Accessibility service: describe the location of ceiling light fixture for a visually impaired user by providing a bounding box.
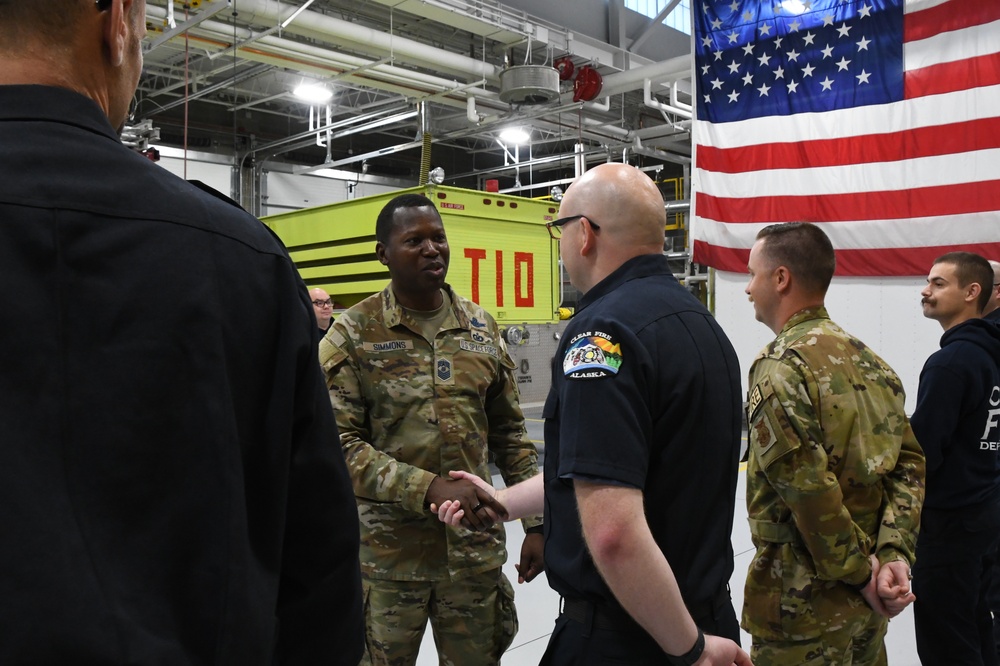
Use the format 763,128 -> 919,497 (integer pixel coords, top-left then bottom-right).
293,83 -> 333,104
499,127 -> 531,144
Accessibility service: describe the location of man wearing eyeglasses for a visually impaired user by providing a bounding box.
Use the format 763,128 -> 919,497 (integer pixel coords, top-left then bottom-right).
311,287 -> 336,332
0,1 -> 363,664
436,164 -> 749,665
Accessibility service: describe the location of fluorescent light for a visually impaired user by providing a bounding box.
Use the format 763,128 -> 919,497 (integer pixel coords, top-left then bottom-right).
781,0 -> 807,14
499,127 -> 530,144
293,83 -> 333,104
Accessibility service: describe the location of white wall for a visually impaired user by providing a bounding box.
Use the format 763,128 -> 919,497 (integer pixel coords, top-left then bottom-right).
156,151 -> 234,198
263,171 -> 399,216
713,271 -> 942,414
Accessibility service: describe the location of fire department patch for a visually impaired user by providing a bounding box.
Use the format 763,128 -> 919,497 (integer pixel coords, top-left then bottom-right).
563,332 -> 622,380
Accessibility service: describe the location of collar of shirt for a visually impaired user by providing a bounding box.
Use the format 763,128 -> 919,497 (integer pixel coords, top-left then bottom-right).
577,254 -> 675,313
0,85 -> 121,145
380,283 -> 471,331
780,306 -> 830,335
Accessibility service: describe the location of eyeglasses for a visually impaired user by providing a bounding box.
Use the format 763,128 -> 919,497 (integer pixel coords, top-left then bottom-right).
96,0 -> 111,9
545,214 -> 601,240
312,299 -> 333,308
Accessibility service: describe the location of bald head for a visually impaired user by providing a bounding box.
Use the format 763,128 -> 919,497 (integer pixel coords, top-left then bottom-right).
560,164 -> 666,250
557,164 -> 666,294
310,287 -> 334,331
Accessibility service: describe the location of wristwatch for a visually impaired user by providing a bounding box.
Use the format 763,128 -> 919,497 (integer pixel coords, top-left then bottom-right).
666,628 -> 705,666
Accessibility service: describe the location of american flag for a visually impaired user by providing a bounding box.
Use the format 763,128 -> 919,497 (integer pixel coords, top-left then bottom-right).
690,0 -> 1000,276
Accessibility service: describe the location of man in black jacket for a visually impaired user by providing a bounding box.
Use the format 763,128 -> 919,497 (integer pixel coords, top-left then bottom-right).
0,1 -> 364,663
912,251 -> 1000,666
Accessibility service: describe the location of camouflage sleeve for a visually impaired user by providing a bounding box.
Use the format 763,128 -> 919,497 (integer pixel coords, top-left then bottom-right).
875,418 -> 925,566
319,331 -> 436,515
486,343 -> 542,527
750,357 -> 872,587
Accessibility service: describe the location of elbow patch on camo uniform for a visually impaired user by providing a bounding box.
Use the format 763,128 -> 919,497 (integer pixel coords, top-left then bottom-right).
563,331 -> 623,380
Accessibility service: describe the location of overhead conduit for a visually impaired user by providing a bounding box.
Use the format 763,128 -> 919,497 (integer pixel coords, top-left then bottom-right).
144,1 -> 692,163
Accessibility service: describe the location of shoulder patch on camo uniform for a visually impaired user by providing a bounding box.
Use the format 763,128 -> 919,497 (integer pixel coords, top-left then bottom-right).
748,383 -> 764,422
563,331 -> 623,380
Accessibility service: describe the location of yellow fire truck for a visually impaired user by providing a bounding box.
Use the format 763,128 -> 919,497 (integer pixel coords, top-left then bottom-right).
263,185 -> 566,403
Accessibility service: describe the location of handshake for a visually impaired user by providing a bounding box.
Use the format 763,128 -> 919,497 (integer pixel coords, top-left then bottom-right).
428,470 -> 547,584
427,470 -> 510,532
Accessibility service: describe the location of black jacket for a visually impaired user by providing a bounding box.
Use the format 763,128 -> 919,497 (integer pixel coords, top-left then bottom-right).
0,85 -> 363,664
912,317 -> 1000,510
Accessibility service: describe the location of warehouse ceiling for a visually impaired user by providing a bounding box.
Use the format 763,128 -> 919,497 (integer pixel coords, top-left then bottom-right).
137,0 -> 696,195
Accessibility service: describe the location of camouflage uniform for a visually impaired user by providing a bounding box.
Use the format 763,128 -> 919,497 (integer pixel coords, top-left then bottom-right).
321,284 -> 541,665
743,307 -> 925,665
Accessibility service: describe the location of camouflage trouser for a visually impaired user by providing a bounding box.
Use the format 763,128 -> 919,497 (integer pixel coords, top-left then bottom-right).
358,568 -> 517,666
751,610 -> 888,666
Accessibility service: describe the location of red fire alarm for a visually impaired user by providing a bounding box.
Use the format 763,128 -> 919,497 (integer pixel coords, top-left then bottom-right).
573,65 -> 603,102
554,56 -> 575,81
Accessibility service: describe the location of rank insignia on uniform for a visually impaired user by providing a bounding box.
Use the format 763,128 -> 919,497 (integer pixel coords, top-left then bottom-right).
436,358 -> 453,382
563,333 -> 622,380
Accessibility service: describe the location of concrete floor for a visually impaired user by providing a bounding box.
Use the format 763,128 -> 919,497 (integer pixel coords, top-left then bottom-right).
414,407 -> 921,665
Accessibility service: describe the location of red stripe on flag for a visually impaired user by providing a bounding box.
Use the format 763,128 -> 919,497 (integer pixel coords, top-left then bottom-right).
904,0 -> 1000,44
696,179 -> 1000,224
692,241 -> 748,273
693,240 -> 1000,277
835,243 -> 1000,276
696,117 -> 1000,174
904,52 -> 1000,98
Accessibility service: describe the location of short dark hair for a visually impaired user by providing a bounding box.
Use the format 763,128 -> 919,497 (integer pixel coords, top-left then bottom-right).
755,222 -> 836,295
933,251 -> 993,314
0,1 -> 90,48
375,193 -> 438,244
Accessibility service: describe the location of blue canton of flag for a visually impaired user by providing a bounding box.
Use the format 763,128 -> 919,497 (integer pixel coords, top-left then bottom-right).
695,0 -> 904,123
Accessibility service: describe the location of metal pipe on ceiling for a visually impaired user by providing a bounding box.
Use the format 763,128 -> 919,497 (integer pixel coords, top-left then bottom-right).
148,0 -> 501,83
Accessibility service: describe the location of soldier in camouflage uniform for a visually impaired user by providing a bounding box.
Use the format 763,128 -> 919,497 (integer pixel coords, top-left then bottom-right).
321,193 -> 543,666
743,223 -> 925,665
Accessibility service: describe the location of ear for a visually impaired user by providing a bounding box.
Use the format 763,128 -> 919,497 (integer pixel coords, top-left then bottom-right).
578,217 -> 599,256
375,242 -> 388,265
773,265 -> 792,294
966,282 -> 982,303
103,0 -> 130,67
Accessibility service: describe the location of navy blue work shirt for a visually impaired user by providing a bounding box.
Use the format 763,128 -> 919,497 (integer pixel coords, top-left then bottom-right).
0,85 -> 363,665
542,254 -> 742,617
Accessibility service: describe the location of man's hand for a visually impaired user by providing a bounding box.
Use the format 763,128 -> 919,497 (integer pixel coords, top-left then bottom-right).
694,635 -> 753,665
876,559 -> 915,617
425,474 -> 507,531
859,554 -> 890,618
516,532 -> 544,583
